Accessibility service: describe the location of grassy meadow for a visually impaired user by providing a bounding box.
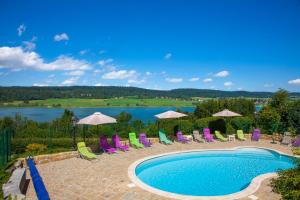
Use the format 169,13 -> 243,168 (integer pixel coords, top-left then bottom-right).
1,98 -> 198,108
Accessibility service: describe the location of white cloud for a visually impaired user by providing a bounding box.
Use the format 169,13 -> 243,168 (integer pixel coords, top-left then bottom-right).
98,58 -> 113,66
128,79 -> 145,84
237,87 -> 243,91
189,77 -> 199,82
288,79 -> 300,85
214,70 -> 229,77
146,71 -> 152,76
264,83 -> 274,88
164,53 -> 172,60
224,81 -> 233,87
93,69 -> 102,74
203,78 -> 213,83
33,83 -> 49,87
17,24 -> 26,36
102,70 -> 136,80
79,50 -> 88,55
22,41 -> 36,51
0,46 -> 91,71
94,83 -> 103,86
54,33 -> 69,42
65,70 -> 85,76
61,76 -> 79,85
210,86 -> 216,89
165,78 -> 183,83
48,74 -> 55,78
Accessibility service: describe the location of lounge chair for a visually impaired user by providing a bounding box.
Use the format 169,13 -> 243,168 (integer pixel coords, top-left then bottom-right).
237,130 -> 246,141
139,133 -> 152,147
203,128 -> 214,142
77,142 -> 97,159
215,131 -> 228,142
281,132 -> 292,145
292,135 -> 300,147
129,132 -> 144,148
112,134 -> 129,151
176,131 -> 189,143
192,130 -> 204,143
99,136 -> 116,153
159,130 -> 173,145
251,129 -> 261,141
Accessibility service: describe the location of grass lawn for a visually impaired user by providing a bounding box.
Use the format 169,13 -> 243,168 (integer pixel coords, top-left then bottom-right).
2,98 -> 198,108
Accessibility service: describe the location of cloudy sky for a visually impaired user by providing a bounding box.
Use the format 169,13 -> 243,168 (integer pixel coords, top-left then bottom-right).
0,0 -> 299,91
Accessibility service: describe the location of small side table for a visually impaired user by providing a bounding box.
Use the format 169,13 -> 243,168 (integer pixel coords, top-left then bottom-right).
228,134 -> 235,142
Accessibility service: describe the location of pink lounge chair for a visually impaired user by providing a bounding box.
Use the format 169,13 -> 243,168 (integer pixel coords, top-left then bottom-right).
203,128 -> 214,142
100,136 -> 116,154
251,129 -> 261,141
112,134 -> 129,151
292,135 -> 300,147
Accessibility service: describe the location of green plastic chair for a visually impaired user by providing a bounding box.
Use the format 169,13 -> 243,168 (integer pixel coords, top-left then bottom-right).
129,132 -> 144,148
159,130 -> 173,145
237,130 -> 246,141
77,142 -> 97,159
215,131 -> 228,142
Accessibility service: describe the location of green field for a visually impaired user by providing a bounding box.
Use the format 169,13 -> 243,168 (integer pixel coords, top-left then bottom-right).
1,98 -> 198,108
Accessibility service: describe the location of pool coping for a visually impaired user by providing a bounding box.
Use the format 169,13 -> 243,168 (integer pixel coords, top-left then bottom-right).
128,146 -> 297,200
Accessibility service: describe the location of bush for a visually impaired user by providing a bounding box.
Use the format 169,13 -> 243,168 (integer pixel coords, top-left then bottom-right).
26,143 -> 47,153
256,106 -> 281,134
231,117 -> 254,133
194,117 -> 226,133
271,159 -> 300,200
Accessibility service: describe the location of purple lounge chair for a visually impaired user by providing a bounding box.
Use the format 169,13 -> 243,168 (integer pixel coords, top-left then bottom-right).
176,131 -> 190,143
112,134 -> 129,151
100,136 -> 116,154
292,135 -> 300,147
203,128 -> 214,142
139,133 -> 152,147
251,129 -> 261,141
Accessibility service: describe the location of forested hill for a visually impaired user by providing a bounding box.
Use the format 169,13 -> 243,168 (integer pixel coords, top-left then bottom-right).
0,86 -> 299,101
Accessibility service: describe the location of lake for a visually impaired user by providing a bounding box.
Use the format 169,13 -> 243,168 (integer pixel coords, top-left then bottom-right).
0,107 -> 195,123
0,105 -> 262,123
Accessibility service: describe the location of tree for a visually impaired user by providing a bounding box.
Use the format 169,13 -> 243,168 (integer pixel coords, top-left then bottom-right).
256,106 -> 280,134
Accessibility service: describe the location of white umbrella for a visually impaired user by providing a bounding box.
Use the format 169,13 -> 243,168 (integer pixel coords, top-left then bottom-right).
212,109 -> 241,117
212,109 -> 241,134
155,110 -> 187,119
77,112 -> 117,141
77,112 -> 117,125
155,110 -> 187,133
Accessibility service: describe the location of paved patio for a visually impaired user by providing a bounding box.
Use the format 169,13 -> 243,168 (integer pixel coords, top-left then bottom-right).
25,139 -> 292,200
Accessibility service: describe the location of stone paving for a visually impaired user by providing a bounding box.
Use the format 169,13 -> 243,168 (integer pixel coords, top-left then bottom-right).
25,139 -> 292,200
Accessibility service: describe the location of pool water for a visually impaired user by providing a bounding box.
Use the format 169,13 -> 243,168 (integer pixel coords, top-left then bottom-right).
135,148 -> 295,196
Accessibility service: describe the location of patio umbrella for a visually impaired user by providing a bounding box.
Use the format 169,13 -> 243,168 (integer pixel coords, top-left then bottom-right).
212,109 -> 242,134
155,110 -> 187,133
212,109 -> 242,117
77,112 -> 117,141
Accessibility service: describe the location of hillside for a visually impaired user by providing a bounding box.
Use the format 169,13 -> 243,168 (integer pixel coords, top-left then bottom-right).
0,86 -> 299,102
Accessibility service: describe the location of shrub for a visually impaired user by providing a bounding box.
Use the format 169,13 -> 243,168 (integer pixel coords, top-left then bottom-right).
271,159 -> 300,200
256,106 -> 280,134
231,117 -> 254,133
26,143 -> 47,153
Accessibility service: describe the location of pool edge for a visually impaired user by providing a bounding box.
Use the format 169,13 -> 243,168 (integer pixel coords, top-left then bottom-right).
128,146 -> 296,200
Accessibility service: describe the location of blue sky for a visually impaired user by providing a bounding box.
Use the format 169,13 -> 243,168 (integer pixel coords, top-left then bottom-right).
0,0 -> 299,92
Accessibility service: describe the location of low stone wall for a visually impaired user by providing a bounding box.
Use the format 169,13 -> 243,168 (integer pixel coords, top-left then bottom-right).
18,134 -> 285,166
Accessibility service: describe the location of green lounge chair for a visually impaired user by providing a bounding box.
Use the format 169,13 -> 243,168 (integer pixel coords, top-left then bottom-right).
215,131 -> 228,142
129,132 -> 144,148
77,142 -> 97,159
159,130 -> 173,145
237,130 -> 246,141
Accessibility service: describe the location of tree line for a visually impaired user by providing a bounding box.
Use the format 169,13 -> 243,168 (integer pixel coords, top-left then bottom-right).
1,86 -> 299,102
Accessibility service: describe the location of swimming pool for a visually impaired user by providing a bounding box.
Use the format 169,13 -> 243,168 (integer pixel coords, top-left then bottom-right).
132,148 -> 295,198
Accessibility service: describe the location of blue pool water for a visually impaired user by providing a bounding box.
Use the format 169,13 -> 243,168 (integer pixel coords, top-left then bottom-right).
135,148 -> 295,196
